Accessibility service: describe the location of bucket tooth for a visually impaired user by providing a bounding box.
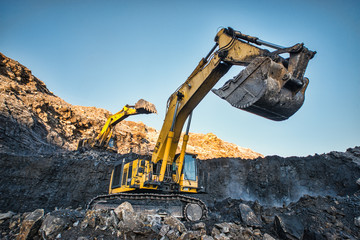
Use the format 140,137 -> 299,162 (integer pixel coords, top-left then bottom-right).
135,99 -> 158,114
212,57 -> 308,121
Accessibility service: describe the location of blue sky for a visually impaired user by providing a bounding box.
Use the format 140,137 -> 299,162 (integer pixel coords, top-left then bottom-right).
1,0 -> 359,157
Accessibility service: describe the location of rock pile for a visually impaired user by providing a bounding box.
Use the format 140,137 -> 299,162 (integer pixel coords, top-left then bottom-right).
0,201 -> 277,240
186,132 -> 262,160
0,52 -> 109,154
0,51 -> 262,159
210,193 -> 360,240
1,192 -> 360,239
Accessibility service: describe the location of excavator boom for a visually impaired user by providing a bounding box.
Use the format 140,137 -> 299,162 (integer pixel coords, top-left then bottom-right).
77,99 -> 157,151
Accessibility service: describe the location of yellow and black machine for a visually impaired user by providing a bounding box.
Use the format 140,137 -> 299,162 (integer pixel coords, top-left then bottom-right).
88,27 -> 316,221
77,99 -> 157,151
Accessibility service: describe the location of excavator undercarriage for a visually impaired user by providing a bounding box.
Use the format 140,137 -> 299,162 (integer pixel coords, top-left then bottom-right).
88,192 -> 207,221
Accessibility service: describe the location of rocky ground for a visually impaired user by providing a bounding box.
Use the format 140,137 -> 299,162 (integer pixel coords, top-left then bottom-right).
1,148 -> 359,239
0,52 -> 359,239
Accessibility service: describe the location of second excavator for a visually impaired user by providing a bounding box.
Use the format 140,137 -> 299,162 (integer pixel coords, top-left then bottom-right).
77,99 -> 157,152
88,27 -> 316,221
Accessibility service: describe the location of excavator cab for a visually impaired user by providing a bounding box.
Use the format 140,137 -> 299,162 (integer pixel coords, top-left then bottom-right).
109,153 -> 200,194
174,153 -> 199,193
182,154 -> 197,181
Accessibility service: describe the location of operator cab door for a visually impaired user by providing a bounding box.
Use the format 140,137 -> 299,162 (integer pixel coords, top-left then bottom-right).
109,160 -> 134,193
111,161 -> 123,189
180,153 -> 199,193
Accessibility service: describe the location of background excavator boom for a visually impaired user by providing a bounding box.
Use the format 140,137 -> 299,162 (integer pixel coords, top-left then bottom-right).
77,99 -> 157,151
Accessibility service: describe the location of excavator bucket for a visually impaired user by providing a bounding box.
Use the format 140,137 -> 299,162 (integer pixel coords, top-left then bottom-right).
213,47 -> 314,121
134,99 -> 158,114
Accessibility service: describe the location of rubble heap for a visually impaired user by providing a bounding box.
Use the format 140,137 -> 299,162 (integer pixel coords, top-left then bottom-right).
0,201 -> 280,240
1,191 -> 359,239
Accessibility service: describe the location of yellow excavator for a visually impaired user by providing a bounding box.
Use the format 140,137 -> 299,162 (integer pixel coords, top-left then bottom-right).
88,27 -> 316,221
77,99 -> 157,152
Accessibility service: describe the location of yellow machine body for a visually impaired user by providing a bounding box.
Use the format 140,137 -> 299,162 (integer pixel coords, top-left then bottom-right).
98,27 -> 315,221
109,27 -> 315,196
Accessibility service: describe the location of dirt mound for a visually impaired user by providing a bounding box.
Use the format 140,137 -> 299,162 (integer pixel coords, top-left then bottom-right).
0,52 -> 262,159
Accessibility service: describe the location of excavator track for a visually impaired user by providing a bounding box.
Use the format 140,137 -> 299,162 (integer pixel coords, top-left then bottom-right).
87,192 -> 208,221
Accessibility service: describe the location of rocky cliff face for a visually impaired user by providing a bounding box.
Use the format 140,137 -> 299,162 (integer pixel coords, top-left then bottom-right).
0,52 -> 109,155
1,147 -> 359,213
0,52 -> 262,159
1,147 -> 359,239
1,52 -> 359,239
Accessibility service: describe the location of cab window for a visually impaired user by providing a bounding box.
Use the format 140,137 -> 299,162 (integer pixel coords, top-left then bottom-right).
183,154 -> 197,181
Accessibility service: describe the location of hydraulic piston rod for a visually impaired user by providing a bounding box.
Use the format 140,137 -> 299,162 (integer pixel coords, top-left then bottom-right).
231,28 -> 285,50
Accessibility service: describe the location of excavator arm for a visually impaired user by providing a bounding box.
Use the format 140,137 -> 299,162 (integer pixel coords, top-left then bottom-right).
77,99 -> 157,151
152,27 -> 316,181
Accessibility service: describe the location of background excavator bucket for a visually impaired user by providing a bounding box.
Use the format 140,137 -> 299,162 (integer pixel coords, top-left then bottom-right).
212,56 -> 310,121
134,99 -> 158,114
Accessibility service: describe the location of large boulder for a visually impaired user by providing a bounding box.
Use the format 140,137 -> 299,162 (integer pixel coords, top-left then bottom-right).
17,209 -> 44,240
114,202 -> 150,234
239,203 -> 262,227
113,201 -> 134,220
163,215 -> 187,233
0,211 -> 15,221
274,215 -> 304,240
39,209 -> 83,239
